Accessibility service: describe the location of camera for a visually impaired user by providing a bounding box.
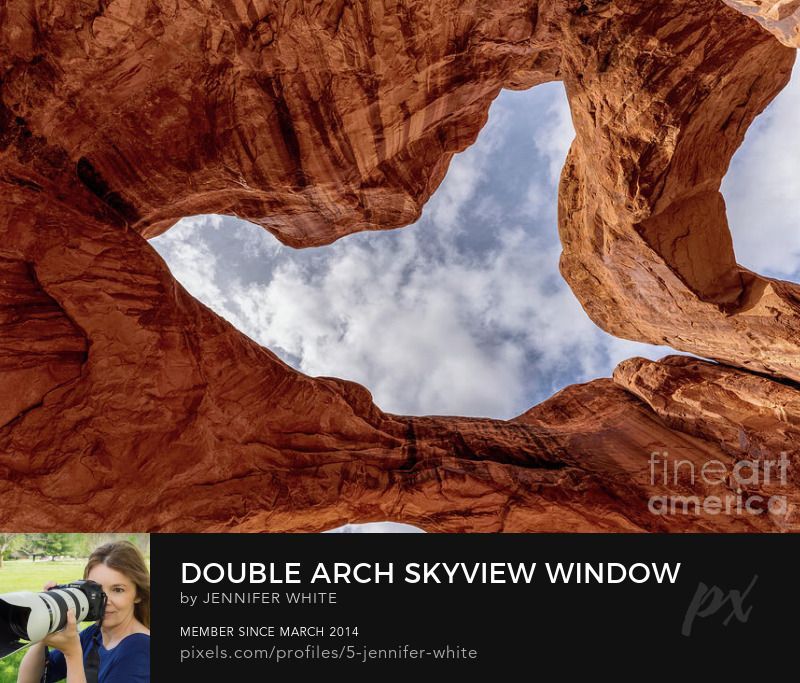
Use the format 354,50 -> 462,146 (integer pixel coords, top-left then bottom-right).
0,580 -> 107,659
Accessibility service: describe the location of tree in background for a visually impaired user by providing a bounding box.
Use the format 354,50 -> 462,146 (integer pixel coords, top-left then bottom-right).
76,533 -> 150,558
28,533 -> 77,560
1,534 -> 150,565
0,533 -> 22,568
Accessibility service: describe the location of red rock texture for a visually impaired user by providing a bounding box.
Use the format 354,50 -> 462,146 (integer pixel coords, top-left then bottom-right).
0,257 -> 86,427
0,0 -> 798,531
558,2 -> 800,383
724,0 -> 800,46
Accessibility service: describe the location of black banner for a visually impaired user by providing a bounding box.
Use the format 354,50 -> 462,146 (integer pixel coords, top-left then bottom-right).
152,534 -> 798,676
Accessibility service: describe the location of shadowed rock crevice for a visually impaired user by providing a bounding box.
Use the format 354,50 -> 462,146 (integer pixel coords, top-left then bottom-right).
0,0 -> 798,531
0,255 -> 87,428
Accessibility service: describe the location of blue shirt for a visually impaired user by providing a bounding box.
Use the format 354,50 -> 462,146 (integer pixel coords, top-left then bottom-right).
45,623 -> 150,683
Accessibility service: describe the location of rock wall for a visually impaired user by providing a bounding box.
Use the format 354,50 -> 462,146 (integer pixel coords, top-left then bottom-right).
0,0 -> 797,531
724,0 -> 800,46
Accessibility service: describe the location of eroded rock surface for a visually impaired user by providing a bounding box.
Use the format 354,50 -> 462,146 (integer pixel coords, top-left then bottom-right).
0,0 -> 798,532
724,0 -> 800,46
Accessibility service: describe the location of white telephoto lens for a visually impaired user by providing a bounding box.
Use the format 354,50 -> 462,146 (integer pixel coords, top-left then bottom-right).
39,588 -> 91,634
0,592 -> 52,641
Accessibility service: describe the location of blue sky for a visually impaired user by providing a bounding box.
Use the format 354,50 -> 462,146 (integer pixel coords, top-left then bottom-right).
152,82 -> 670,420
152,70 -> 797,532
723,68 -> 800,280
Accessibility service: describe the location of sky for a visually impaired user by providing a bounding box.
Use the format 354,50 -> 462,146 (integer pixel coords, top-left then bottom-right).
152,82 -> 669,421
723,67 -> 800,280
152,66 -> 797,533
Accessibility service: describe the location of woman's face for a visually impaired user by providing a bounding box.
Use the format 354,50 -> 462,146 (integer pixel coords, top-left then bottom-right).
87,563 -> 139,629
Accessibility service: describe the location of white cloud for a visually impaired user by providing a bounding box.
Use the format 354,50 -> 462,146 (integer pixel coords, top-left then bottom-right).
152,84 -> 669,421
724,67 -> 800,279
153,213 -> 245,325
226,232 -> 529,417
325,523 -> 425,533
426,102 -> 511,236
532,88 -> 576,185
150,83 -> 683,532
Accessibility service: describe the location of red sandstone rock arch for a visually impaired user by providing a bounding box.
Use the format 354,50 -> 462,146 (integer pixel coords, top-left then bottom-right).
0,0 -> 798,531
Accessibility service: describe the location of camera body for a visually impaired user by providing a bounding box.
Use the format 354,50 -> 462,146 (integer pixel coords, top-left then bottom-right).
49,580 -> 107,625
0,579 -> 107,659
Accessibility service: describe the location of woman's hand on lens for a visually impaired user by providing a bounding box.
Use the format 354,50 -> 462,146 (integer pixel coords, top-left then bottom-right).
42,608 -> 82,659
43,581 -> 57,591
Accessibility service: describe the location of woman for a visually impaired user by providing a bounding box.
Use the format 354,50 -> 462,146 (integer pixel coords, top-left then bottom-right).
17,541 -> 150,683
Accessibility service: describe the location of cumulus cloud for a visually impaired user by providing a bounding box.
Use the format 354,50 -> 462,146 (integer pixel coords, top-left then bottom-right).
152,83 -> 669,420
155,214 -> 229,316
532,88 -> 576,186
723,67 -> 800,279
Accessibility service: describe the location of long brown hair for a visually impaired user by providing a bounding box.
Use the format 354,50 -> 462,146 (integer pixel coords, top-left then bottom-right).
84,541 -> 151,628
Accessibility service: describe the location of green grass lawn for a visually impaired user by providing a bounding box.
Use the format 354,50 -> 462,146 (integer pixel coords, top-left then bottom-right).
0,559 -> 87,592
0,559 -> 90,683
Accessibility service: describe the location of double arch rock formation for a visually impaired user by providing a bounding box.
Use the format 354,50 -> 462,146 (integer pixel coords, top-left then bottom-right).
0,0 -> 798,531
